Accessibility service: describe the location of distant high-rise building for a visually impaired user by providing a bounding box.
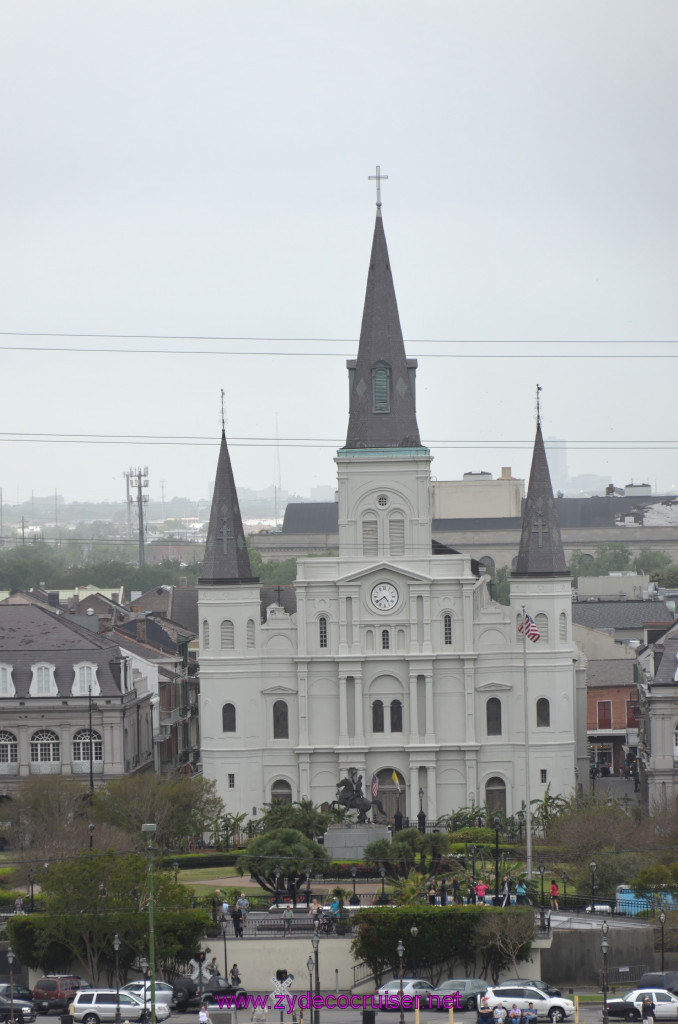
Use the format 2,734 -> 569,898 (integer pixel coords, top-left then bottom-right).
545,436 -> 569,495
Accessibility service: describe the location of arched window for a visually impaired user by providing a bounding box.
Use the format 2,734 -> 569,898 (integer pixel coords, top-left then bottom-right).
479,555 -> 495,574
362,515 -> 378,556
31,663 -> 56,696
390,699 -> 403,733
271,779 -> 293,803
381,629 -> 390,650
30,729 -> 60,763
559,612 -> 568,642
319,617 -> 328,648
0,730 -> 18,764
389,517 -> 405,556
247,619 -> 255,648
372,362 -> 391,413
485,776 -> 507,816
202,619 -> 210,649
537,698 -> 550,728
535,613 -> 548,642
486,697 -> 502,736
372,700 -> 384,733
220,620 -> 234,650
443,614 -> 453,645
222,703 -> 236,732
72,729 -> 103,764
273,700 -> 289,739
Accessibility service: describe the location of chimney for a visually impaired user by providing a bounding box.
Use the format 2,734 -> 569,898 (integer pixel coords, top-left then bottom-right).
136,615 -> 147,643
501,467 -> 512,479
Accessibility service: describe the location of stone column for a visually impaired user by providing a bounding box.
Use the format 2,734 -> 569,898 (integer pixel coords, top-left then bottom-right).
339,676 -> 348,745
409,674 -> 419,740
424,674 -> 435,743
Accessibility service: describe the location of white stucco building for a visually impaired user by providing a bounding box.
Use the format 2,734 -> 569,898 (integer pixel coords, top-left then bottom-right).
198,206 -> 588,822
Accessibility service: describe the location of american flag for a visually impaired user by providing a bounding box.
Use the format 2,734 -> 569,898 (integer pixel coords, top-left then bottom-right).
518,613 -> 541,643
371,774 -> 379,799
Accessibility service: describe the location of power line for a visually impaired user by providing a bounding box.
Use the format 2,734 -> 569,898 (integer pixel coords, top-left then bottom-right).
2,331 -> 677,342
0,342 -> 676,358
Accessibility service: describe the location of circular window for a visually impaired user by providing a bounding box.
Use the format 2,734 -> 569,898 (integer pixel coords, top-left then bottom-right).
377,494 -> 389,507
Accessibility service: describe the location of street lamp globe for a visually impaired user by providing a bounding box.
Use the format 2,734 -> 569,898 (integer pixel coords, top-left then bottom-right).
410,924 -> 418,939
396,939 -> 404,959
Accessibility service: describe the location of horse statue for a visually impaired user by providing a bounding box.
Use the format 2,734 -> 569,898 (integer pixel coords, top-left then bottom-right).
330,770 -> 387,823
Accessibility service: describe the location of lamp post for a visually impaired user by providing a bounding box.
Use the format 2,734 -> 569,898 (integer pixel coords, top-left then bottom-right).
493,816 -> 502,906
659,911 -> 666,972
470,844 -> 478,898
141,823 -> 157,1024
561,871 -> 568,910
410,924 -> 418,976
113,933 -> 121,1024
89,823 -> 95,851
417,787 -> 426,834
517,810 -> 524,845
306,955 -> 314,1016
28,867 -> 34,912
311,932 -> 320,1024
590,860 -> 597,908
601,920 -> 609,1024
397,938 -> 405,1024
221,918 -> 228,990
172,860 -> 179,884
378,865 -> 388,905
350,865 -> 360,906
140,957 -> 149,1024
305,865 -> 312,906
274,865 -> 282,907
538,861 -> 546,929
6,945 -> 15,1024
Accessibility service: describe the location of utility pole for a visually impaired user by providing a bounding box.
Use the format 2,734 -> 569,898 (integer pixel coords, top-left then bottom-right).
160,480 -> 166,521
21,516 -> 26,545
127,467 -> 149,566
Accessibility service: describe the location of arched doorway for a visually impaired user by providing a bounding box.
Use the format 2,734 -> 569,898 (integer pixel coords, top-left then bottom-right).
375,768 -> 406,822
271,779 -> 293,803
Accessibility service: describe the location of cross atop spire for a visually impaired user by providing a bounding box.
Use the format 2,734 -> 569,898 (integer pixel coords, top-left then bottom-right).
536,383 -> 542,424
220,388 -> 226,433
368,165 -> 389,211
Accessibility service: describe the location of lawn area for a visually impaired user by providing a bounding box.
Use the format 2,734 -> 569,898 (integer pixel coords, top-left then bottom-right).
177,866 -> 241,883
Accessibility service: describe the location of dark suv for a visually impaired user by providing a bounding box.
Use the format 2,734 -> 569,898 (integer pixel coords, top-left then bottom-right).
638,973 -> 678,995
33,977 -> 85,1013
171,976 -> 247,1011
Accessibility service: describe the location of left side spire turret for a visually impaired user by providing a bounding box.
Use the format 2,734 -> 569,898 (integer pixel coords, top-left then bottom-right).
199,428 -> 258,585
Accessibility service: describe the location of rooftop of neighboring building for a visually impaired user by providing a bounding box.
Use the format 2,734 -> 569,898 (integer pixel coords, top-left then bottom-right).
572,600 -> 675,631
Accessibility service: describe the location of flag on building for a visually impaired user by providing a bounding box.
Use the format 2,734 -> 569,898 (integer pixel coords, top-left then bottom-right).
371,774 -> 379,799
518,613 -> 541,643
391,769 -> 401,792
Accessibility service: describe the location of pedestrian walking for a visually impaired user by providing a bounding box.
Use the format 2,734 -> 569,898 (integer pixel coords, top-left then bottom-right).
231,905 -> 244,938
550,880 -> 559,911
501,875 -> 511,908
230,964 -> 242,987
283,903 -> 294,936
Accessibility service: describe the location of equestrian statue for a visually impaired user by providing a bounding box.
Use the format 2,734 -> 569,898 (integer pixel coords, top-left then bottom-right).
331,768 -> 386,823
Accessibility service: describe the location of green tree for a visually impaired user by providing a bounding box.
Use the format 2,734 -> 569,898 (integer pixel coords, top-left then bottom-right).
247,548 -> 297,584
488,565 -> 510,605
633,548 -> 674,579
92,774 -> 224,851
236,828 -> 330,892
259,798 -> 329,838
6,851 -> 207,984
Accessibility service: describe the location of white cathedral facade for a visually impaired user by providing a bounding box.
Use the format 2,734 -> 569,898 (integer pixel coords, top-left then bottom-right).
198,208 -> 588,824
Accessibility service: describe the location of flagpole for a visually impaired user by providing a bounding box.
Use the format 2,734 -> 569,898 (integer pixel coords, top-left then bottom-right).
522,604 -> 533,880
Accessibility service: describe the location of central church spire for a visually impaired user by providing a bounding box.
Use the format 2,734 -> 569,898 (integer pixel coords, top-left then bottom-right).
343,212 -> 421,449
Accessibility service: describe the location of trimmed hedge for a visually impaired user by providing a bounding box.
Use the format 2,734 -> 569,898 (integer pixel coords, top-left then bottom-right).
163,853 -> 239,869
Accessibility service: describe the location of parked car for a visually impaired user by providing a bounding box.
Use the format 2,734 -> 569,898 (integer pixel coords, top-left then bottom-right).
72,989 -> 171,1024
0,994 -> 36,1024
480,985 -> 574,1022
376,979 -> 438,1011
0,985 -> 34,1004
638,974 -> 678,996
122,982 -> 174,1007
171,976 -> 247,1011
605,989 -> 678,1021
33,976 -> 88,1013
429,979 -> 488,1011
511,980 -> 562,998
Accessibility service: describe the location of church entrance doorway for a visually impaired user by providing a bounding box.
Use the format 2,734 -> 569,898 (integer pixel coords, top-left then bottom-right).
374,768 -> 406,823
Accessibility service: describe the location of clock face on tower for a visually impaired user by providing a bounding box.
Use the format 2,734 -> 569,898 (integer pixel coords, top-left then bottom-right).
371,582 -> 399,610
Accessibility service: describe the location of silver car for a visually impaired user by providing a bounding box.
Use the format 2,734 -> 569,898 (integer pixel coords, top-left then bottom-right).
122,983 -> 174,1008
72,989 -> 171,1024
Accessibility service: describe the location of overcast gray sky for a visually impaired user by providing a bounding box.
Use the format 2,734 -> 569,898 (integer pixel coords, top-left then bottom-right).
1,1 -> 677,508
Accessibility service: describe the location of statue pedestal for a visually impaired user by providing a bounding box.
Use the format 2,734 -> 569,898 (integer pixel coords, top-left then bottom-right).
322,822 -> 391,861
